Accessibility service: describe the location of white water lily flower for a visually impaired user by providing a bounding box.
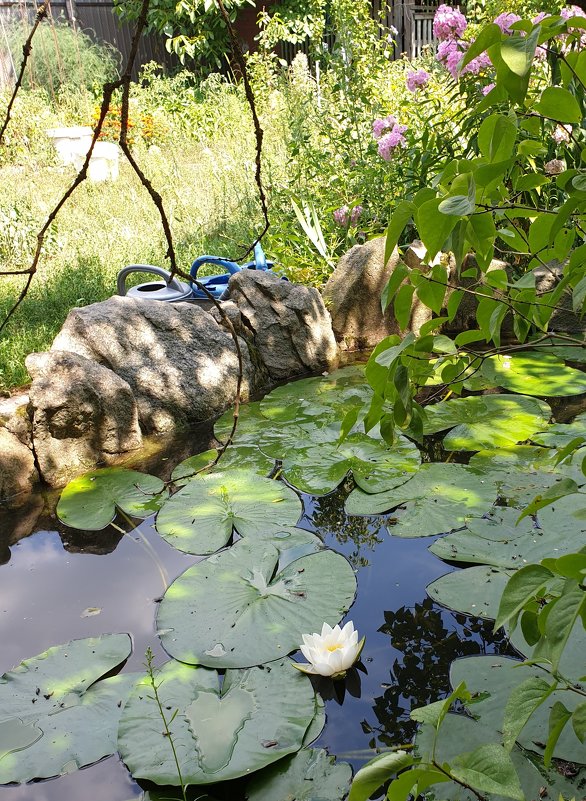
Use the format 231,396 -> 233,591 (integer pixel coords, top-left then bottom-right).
293,621 -> 365,679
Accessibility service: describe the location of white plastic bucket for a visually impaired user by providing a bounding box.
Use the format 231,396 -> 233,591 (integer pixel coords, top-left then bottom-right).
46,126 -> 93,165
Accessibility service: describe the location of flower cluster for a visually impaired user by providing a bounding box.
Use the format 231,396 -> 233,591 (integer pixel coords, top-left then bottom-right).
406,69 -> 430,92
436,37 -> 491,81
372,114 -> 396,139
333,205 -> 363,227
493,12 -> 521,34
544,158 -> 566,175
377,125 -> 408,161
433,3 -> 467,40
552,124 -> 572,144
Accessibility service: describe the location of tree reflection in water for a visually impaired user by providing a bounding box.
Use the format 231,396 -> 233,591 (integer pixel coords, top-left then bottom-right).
363,598 -> 517,748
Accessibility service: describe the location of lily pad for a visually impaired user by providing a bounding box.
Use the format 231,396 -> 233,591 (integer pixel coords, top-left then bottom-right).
415,713 -> 585,801
423,395 -> 551,451
426,566 -> 512,619
171,445 -> 274,485
481,352 -> 586,396
451,655 -> 586,763
246,748 -> 353,801
345,463 -> 496,537
281,430 -> 421,496
259,366 -> 371,424
430,506 -> 586,569
57,468 -> 165,531
156,470 -> 303,555
118,659 -> 318,786
157,535 -> 356,668
0,635 -> 135,783
532,411 -> 586,447
214,401 -> 270,446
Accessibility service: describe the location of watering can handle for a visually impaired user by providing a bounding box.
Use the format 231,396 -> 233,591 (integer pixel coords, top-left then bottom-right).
117,265 -> 185,296
189,256 -> 241,282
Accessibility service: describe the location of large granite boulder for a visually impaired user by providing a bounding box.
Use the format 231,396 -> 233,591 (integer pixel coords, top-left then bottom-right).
51,296 -> 259,434
228,270 -> 339,380
26,350 -> 142,487
0,428 -> 38,509
322,237 -> 433,350
0,393 -> 32,447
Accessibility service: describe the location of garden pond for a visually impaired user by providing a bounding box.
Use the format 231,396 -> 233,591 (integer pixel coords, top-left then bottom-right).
2,360 -> 586,801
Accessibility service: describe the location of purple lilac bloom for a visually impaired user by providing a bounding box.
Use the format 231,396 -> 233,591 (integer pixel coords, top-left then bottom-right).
533,11 -> 549,23
378,124 -> 408,161
463,50 -> 492,74
436,38 -> 460,63
493,12 -> 521,33
433,4 -> 467,41
482,82 -> 495,95
333,206 -> 350,226
406,69 -> 430,91
561,6 -> 586,21
350,205 -> 363,225
372,115 -> 397,140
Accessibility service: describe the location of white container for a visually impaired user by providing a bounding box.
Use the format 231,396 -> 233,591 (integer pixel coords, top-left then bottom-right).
86,141 -> 119,182
46,126 -> 93,165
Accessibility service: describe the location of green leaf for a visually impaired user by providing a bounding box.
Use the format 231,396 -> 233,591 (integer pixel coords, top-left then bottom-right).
411,681 -> 470,728
500,27 -> 539,76
171,445 -> 274,484
478,114 -> 518,163
347,750 -> 414,801
494,564 -> 554,631
416,265 -> 447,315
544,702 -> 572,767
571,701 -> 586,743
449,743 -> 524,800
387,767 -> 451,801
535,580 -> 586,671
503,676 -> 556,750
157,535 -> 356,668
155,469 -> 302,555
0,635 -> 135,783
416,198 -> 459,260
460,23 -> 501,69
345,463 -> 496,537
57,468 -> 166,531
381,261 -> 409,312
394,284 -> 415,331
247,748 -> 353,801
427,566 -> 512,619
118,659 -> 318,785
482,352 -> 586,397
385,201 -> 415,262
535,86 -> 582,124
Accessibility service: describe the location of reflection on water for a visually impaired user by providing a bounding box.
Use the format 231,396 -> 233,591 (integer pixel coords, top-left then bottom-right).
0,476 -> 517,799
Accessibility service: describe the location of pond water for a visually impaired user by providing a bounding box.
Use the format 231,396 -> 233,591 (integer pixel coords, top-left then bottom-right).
0,461 -> 514,800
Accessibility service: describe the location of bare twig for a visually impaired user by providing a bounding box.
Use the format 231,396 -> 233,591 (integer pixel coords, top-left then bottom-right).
0,2 -> 48,145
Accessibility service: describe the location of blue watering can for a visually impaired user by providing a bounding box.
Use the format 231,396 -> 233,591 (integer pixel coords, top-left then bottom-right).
117,242 -> 273,303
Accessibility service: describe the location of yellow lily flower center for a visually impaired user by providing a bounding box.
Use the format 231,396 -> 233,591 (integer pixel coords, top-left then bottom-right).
327,643 -> 342,652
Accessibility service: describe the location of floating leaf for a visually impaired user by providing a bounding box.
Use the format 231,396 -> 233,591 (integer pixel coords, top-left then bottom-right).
157,535 -> 356,668
423,395 -> 551,450
57,468 -> 165,531
156,470 -> 302,555
430,506 -> 586,569
171,445 -> 274,484
451,656 -> 585,763
532,412 -> 586,447
246,748 -> 353,801
281,429 -> 421,495
481,352 -> 586,396
0,635 -> 135,783
427,566 -> 512,618
345,463 -> 496,537
118,659 -> 318,786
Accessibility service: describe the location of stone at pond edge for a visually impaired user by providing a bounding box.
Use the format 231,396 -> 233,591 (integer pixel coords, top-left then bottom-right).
322,237 -> 433,350
0,428 -> 38,509
26,350 -> 142,488
228,270 -> 339,380
51,296 -> 260,434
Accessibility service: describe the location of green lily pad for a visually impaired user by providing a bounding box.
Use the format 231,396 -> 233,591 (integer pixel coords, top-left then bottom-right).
0,635 -> 136,783
57,468 -> 166,531
430,506 -> 586,569
451,655 -> 586,763
171,445 -> 274,485
423,395 -> 551,451
281,429 -> 420,496
259,366 -> 371,424
481,352 -> 586,396
426,566 -> 512,618
345,463 -> 496,537
547,342 -> 586,363
214,401 -> 270,446
157,534 -> 356,668
532,411 -> 586,447
118,659 -> 318,786
156,470 -> 302,555
246,748 -> 353,801
415,713 -> 585,801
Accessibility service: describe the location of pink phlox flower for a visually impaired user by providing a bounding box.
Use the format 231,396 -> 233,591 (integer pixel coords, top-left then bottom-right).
463,50 -> 492,75
494,12 -> 522,33
372,114 -> 397,140
544,158 -> 566,175
406,69 -> 430,91
533,11 -> 549,23
378,124 -> 408,161
350,205 -> 363,225
552,124 -> 572,144
482,82 -> 495,95
436,38 -> 460,63
438,38 -> 491,79
433,4 -> 467,41
561,5 -> 586,21
333,206 -> 350,226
